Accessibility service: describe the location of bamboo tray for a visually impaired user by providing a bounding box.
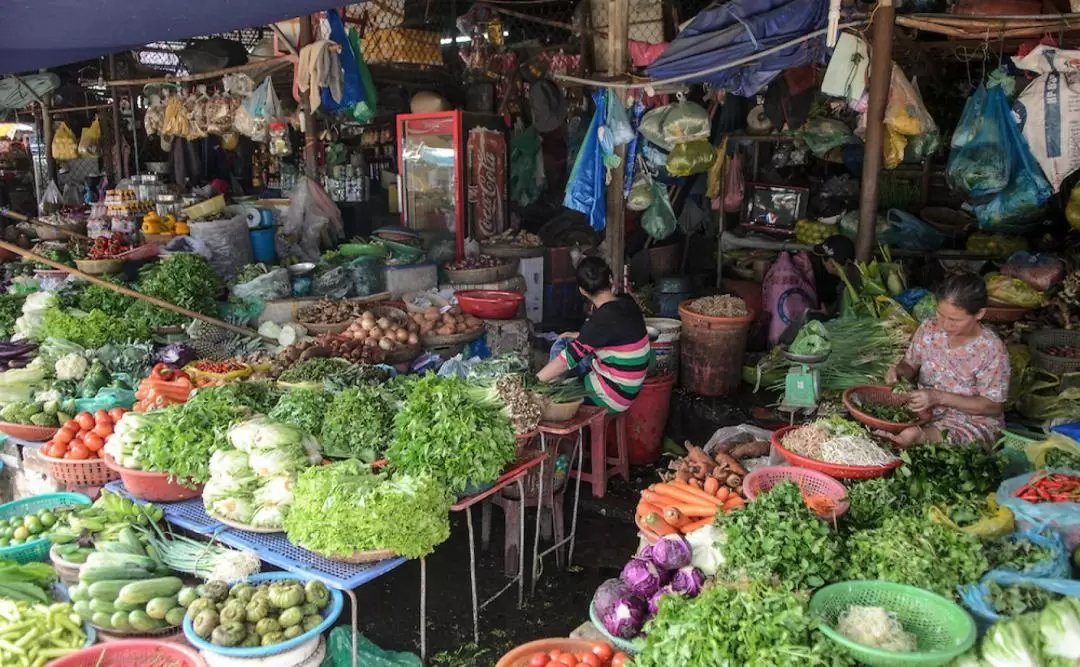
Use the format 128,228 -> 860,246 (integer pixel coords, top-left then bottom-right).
302,545 -> 397,564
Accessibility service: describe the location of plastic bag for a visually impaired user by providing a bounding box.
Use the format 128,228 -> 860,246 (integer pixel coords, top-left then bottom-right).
563,90 -> 608,232
38,180 -> 62,214
350,29 -> 378,123
319,10 -> 362,113
321,627 -> 422,667
627,162 -> 654,212
642,181 -> 676,241
282,177 -> 345,262
51,122 -> 77,161
666,139 -> 715,177
984,525 -> 1071,579
947,86 -> 1010,199
797,118 -> 856,157
1025,433 -> 1080,469
723,154 -> 744,213
347,256 -> 384,297
1013,45 -> 1080,191
883,66 -> 938,169
161,95 -> 190,138
661,98 -> 711,145
959,571 -> 1080,628
1001,252 -> 1065,292
762,252 -> 817,346
187,214 -> 254,280
997,469 -> 1080,550
606,92 -> 634,147
77,117 -> 101,158
928,494 -> 1015,540
312,266 -> 352,298
706,143 -> 725,201
985,273 -> 1047,308
230,267 -> 291,300
638,106 -> 674,149
881,209 -> 945,251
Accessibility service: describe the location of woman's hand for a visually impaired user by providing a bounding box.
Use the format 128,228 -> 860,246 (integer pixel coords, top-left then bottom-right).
885,365 -> 902,385
907,389 -> 938,413
559,331 -> 580,340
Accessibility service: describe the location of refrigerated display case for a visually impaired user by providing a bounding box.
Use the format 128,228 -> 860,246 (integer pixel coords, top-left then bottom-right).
396,111 -> 508,261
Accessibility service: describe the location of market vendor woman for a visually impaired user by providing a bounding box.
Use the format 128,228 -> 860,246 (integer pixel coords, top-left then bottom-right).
883,274 -> 1010,449
536,257 -> 651,413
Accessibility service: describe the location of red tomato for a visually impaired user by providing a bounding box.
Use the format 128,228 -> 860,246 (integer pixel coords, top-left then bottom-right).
75,413 -> 95,430
528,653 -> 550,667
590,644 -> 614,662
68,443 -> 90,460
549,652 -> 564,661
108,408 -> 126,423
578,654 -> 602,667
63,419 -> 79,432
557,656 -> 577,667
54,430 -> 74,446
92,423 -> 113,438
93,409 -> 111,425
611,653 -> 630,667
83,433 -> 105,452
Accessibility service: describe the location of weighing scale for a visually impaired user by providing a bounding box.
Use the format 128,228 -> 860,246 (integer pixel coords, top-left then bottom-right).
778,347 -> 829,422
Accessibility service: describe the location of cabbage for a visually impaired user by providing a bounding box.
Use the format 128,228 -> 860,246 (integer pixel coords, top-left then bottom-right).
210,449 -> 252,478
227,417 -> 306,453
982,619 -> 1042,667
250,505 -> 286,529
670,566 -> 705,597
1039,597 -> 1080,660
253,476 -> 295,508
685,524 -> 724,576
648,585 -> 681,616
210,497 -> 255,523
621,557 -> 662,599
951,653 -> 984,667
592,578 -> 632,619
248,447 -> 307,478
158,343 -> 195,367
651,534 -> 692,571
636,544 -> 655,563
601,595 -> 646,639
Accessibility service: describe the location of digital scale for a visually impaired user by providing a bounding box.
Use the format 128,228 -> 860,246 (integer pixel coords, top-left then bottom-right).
778,347 -> 829,422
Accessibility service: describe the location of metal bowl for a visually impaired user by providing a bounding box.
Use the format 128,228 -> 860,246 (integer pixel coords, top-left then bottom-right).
288,262 -> 316,276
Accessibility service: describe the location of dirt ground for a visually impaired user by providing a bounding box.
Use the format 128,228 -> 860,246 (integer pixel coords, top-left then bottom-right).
344,389 -> 764,665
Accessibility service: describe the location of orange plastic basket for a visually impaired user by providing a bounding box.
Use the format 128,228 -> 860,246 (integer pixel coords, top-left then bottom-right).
103,457 -> 203,502
48,639 -> 207,667
41,455 -> 119,488
842,384 -> 926,434
771,425 -> 903,480
742,465 -> 849,520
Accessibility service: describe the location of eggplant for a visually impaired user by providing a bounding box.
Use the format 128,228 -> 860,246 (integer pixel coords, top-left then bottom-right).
0,344 -> 35,360
6,358 -> 29,369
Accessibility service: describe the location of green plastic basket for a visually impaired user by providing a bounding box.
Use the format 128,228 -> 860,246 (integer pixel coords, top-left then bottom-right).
810,581 -> 976,667
0,493 -> 91,564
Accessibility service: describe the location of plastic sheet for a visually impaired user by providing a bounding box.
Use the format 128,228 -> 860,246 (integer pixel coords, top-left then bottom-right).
563,90 -> 607,232
230,267 -> 291,300
311,266 -> 352,298
1001,252 -> 1066,292
187,214 -> 253,280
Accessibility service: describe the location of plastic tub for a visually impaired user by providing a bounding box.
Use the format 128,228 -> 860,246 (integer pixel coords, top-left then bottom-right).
0,492 -> 91,563
622,371 -> 675,465
102,457 -> 203,502
0,421 -> 59,442
456,290 -> 524,319
48,639 -> 207,667
678,300 -> 755,397
249,226 -> 276,263
645,317 -> 681,382
656,276 -> 693,318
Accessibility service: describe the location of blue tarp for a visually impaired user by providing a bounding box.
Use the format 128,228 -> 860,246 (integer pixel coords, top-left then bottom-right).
645,0 -> 828,97
0,0 -> 344,75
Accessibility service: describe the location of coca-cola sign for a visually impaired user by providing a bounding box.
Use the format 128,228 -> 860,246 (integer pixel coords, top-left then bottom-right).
467,127 -> 506,240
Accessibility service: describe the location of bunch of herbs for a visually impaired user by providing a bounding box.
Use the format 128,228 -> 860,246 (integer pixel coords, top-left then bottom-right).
320,386 -> 393,462
987,581 -> 1061,617
136,253 -> 224,326
0,293 -> 26,338
984,537 -> 1056,574
269,388 -> 333,438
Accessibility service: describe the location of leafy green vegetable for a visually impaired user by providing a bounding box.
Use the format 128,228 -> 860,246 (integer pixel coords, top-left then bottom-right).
277,358 -> 389,391
387,374 -> 516,494
984,536 -> 1055,574
633,584 -> 854,667
853,395 -> 916,423
269,388 -> 332,438
987,581 -> 1061,617
77,276 -> 137,316
189,382 -> 279,415
718,481 -> 843,590
843,512 -> 987,599
0,293 -> 26,338
790,320 -> 831,356
897,443 -> 1005,507
40,307 -> 154,347
1046,447 -> 1080,469
136,253 -> 224,326
320,387 -> 393,462
284,460 -> 452,559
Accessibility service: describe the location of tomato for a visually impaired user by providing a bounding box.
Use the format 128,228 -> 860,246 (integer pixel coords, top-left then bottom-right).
590,644 -> 613,662
63,419 -> 79,432
93,409 -> 111,425
54,430 -> 74,446
611,653 -> 630,667
549,652 -> 564,661
557,656 -> 577,667
108,408 -> 126,422
59,425 -> 78,440
529,653 -> 550,667
92,423 -> 113,438
67,443 -> 90,460
75,413 -> 95,430
83,433 -> 105,452
578,654 -> 602,667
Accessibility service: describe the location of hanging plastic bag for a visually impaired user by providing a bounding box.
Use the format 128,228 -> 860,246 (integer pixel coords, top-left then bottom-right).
666,139 -> 715,177
661,97 -> 711,145
320,10 -> 362,113
706,141 -> 726,201
77,116 -> 102,158
946,86 -> 1007,198
606,91 -> 634,146
642,181 -> 676,241
762,252 -> 817,346
61,183 -> 81,208
1014,44 -> 1080,192
797,118 -> 856,157
1001,252 -> 1066,292
638,106 -> 674,149
38,180 -> 62,214
51,122 -> 77,161
622,98 -> 646,200
883,66 -> 938,169
627,158 -> 654,212
563,90 -> 608,232
350,28 -> 378,123
723,153 -> 744,213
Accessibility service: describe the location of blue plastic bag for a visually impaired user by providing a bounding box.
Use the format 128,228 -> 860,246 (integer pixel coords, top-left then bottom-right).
984,525 -> 1071,579
996,468 -> 1080,551
623,99 -> 646,199
947,86 -> 1006,199
881,209 -> 945,251
896,287 -> 929,313
319,10 -> 362,113
958,571 -> 1080,631
564,91 -> 608,231
1051,422 -> 1080,441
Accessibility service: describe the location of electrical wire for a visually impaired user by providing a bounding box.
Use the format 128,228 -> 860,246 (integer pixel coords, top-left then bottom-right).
551,21 -> 868,89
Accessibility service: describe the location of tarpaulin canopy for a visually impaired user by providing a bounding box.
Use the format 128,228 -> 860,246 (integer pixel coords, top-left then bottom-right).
0,0 -> 340,75
645,0 -> 828,97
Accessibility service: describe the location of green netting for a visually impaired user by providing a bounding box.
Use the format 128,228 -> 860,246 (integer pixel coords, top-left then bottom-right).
809,581 -> 976,667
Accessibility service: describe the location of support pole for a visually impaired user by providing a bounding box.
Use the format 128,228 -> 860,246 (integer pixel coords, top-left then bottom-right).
606,0 -> 629,289
299,15 -> 320,179
856,0 -> 895,262
40,100 -> 56,185
108,55 -> 123,180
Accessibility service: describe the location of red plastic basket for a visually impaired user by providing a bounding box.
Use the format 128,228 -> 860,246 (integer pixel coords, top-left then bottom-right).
842,384 -> 925,434
0,421 -> 59,442
47,639 -> 207,667
103,457 -> 203,502
41,455 -> 119,488
771,425 -> 903,480
743,465 -> 849,520
455,289 -> 524,319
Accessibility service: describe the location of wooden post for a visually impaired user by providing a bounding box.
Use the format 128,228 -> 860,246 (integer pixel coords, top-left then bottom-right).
40,99 -> 56,185
299,15 -> 319,178
856,0 -> 895,262
108,55 -> 124,180
606,0 -> 629,290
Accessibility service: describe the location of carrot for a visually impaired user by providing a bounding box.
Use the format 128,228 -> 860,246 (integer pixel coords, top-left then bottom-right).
722,496 -> 745,512
805,495 -> 837,517
652,483 -> 722,507
686,445 -> 713,465
688,478 -> 703,488
703,477 -> 720,496
642,512 -> 677,535
713,452 -> 748,475
641,489 -> 676,508
680,516 -> 715,533
636,501 -> 665,519
716,487 -> 731,501
669,504 -> 718,518
663,507 -> 691,529
635,515 -> 660,541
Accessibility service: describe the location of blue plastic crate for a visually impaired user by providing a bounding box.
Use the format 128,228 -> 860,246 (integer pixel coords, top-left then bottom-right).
215,529 -> 408,590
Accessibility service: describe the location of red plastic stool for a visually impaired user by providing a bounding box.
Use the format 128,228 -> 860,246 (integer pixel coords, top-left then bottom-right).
571,408 -> 629,498
480,477 -> 567,575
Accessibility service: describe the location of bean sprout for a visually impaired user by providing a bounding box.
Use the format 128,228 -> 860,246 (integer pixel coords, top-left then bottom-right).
820,435 -> 897,467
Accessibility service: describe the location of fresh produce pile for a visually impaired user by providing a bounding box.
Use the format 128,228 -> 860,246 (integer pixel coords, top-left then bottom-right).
789,320 -> 831,356
273,338 -> 385,375
0,341 -> 35,371
468,373 -> 541,435
0,294 -> 27,338
0,600 -> 88,664
134,253 -> 224,328
986,581 -> 1061,617
851,393 -> 917,424
45,489 -> 164,548
342,309 -> 419,352
683,294 -> 747,317
482,229 -> 542,247
297,299 -> 375,324
85,233 -> 130,259
522,643 -> 629,667
203,418 -> 321,529
637,479 -> 744,540
186,359 -> 249,377
320,386 -> 393,461
983,535 -> 1055,574
184,578 -> 333,648
1012,472 -> 1080,504
794,218 -> 833,246
274,356 -> 389,388
836,605 -> 917,653
41,408 -> 126,461
268,387 -> 332,440
0,559 -> 55,602
1044,344 -> 1080,358
444,255 -> 505,271
285,460 -> 452,559
955,597 -> 1080,665
0,504 -> 75,548
388,374 -> 516,494
411,305 -> 483,338
662,441 -> 764,489
133,363 -> 194,412
780,417 -> 898,467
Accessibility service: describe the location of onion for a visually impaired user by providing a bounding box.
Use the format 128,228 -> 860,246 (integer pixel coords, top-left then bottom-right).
361,311 -> 374,320
407,333 -> 418,345
376,317 -> 391,330
395,328 -> 409,342
369,327 -> 383,340
363,338 -> 378,347
379,337 -> 394,351
360,318 -> 375,331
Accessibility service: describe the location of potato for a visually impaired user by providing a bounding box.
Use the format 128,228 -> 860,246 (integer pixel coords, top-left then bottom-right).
436,325 -> 454,336
424,306 -> 439,321
395,328 -> 409,343
369,327 -> 383,340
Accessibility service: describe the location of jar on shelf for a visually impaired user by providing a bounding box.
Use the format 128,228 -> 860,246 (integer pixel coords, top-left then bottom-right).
268,121 -> 292,157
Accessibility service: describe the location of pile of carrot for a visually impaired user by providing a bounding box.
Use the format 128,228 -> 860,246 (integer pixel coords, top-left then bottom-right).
636,479 -> 745,540
133,364 -> 194,412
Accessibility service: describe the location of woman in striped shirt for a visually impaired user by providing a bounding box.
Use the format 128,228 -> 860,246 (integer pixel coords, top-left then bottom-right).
536,257 -> 652,413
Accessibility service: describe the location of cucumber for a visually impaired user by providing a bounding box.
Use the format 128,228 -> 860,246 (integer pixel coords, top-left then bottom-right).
89,599 -> 116,614
113,599 -> 140,612
79,563 -> 155,584
88,580 -> 133,601
94,541 -> 143,556
143,543 -> 168,572
110,611 -> 131,630
91,612 -> 113,629
145,595 -> 178,620
116,527 -> 146,556
72,600 -> 92,621
177,586 -> 198,608
85,552 -> 158,571
164,606 -> 186,626
117,577 -> 184,605
128,610 -> 155,632
68,583 -> 90,602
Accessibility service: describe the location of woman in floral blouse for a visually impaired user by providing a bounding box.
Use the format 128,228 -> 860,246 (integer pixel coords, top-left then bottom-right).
883,274 -> 1010,449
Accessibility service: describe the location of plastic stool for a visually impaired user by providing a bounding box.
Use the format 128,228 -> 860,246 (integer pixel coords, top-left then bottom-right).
569,409 -> 629,498
481,482 -> 566,575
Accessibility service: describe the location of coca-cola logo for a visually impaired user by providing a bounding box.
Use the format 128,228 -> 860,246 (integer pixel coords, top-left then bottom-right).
469,129 -> 505,237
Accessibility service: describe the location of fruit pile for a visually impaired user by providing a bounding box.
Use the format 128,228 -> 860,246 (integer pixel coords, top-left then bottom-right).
86,233 -> 131,259
0,506 -> 70,548
525,642 -> 630,667
42,408 -> 126,460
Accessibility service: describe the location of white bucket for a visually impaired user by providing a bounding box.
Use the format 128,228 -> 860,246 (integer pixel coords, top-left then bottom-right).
645,317 -> 682,384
